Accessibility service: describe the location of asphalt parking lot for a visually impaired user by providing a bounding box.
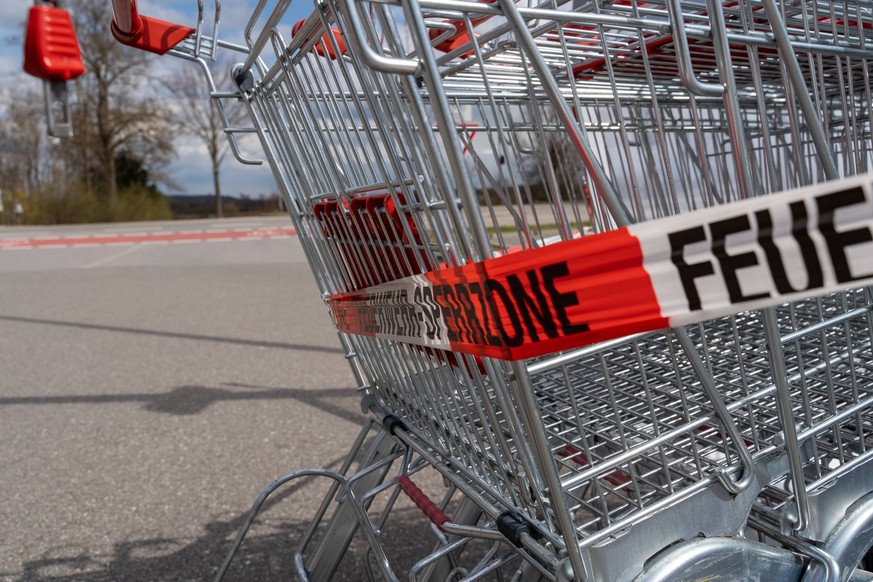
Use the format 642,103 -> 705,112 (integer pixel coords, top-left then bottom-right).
0,217 -> 373,581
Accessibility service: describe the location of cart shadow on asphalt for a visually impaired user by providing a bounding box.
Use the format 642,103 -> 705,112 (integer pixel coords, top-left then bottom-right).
11,469 -> 438,582
0,314 -> 345,355
9,464 -> 327,581
0,383 -> 363,422
145,384 -> 363,423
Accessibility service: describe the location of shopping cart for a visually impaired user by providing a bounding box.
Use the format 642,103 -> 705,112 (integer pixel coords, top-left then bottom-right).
98,0 -> 873,579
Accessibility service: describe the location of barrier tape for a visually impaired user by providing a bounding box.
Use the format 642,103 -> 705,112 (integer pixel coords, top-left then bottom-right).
328,175 -> 873,361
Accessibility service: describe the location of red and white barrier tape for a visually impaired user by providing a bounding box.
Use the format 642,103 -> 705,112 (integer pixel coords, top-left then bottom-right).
329,175 -> 873,360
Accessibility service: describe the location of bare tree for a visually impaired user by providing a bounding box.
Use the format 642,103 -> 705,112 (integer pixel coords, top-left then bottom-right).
0,90 -> 44,197
67,0 -> 176,208
170,71 -> 247,218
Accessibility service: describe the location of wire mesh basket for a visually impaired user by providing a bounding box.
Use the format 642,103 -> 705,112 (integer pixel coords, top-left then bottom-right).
105,0 -> 873,578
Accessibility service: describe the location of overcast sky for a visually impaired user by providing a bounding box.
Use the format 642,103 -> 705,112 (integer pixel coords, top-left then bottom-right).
2,0 -> 314,198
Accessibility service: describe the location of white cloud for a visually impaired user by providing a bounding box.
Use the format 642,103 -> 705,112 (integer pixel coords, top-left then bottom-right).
0,0 -> 30,79
0,0 -> 30,26
168,134 -> 276,196
0,49 -> 28,84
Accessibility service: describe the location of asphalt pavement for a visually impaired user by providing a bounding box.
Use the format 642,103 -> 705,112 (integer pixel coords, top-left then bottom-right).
0,217 -> 375,581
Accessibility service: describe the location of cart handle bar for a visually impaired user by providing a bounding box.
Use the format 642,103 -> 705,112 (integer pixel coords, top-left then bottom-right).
110,0 -> 137,35
109,0 -> 194,55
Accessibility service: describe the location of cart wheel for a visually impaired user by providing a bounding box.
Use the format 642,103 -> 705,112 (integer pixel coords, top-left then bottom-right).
633,536 -> 805,581
857,549 -> 873,576
845,545 -> 873,582
802,493 -> 873,582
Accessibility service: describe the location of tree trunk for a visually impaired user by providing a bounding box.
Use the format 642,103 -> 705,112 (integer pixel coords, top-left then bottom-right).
96,78 -> 117,209
213,161 -> 222,218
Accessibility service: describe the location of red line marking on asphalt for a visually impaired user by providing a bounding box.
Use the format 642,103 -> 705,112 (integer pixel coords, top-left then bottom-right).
0,228 -> 297,250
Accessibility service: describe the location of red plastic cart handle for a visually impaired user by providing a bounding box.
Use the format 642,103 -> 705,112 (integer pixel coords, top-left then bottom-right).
292,19 -> 347,60
109,0 -> 194,55
23,4 -> 85,81
398,475 -> 450,530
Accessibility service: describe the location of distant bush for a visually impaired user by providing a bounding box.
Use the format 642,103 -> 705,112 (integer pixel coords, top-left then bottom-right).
27,186 -> 101,224
166,194 -> 284,219
222,201 -> 240,218
110,185 -> 173,222
24,184 -> 172,224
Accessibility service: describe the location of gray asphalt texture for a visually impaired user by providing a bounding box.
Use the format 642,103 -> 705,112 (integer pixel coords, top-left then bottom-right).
0,218 -> 380,581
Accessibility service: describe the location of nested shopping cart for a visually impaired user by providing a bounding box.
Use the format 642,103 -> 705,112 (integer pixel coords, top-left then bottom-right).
90,0 -> 873,578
